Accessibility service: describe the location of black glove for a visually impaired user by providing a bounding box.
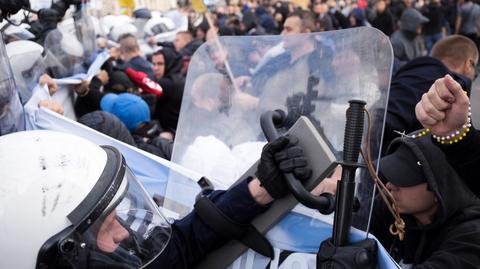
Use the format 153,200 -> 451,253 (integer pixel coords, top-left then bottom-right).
317,238 -> 377,269
256,135 -> 312,199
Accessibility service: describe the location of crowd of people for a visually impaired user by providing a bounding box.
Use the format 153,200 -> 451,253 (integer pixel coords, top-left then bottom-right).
1,0 -> 480,268
63,0 -> 480,162
4,0 -> 476,163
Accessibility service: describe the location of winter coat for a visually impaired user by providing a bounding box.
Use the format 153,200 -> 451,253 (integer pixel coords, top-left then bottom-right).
153,48 -> 185,132
371,133 -> 480,268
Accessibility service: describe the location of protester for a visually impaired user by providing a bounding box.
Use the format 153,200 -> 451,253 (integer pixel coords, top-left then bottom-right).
326,0 -> 351,29
116,33 -> 155,79
98,92 -> 174,159
455,0 -> 480,48
150,48 -> 185,133
370,0 -> 395,37
174,31 -> 203,58
100,93 -> 151,133
383,35 -> 478,154
313,1 -> 334,31
370,131 -> 480,268
421,0 -> 446,53
416,74 -> 480,196
74,70 -> 110,118
348,7 -> 368,27
78,110 -> 137,146
390,8 -> 429,62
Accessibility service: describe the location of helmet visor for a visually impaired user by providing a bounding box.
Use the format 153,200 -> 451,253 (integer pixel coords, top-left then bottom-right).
61,167 -> 171,268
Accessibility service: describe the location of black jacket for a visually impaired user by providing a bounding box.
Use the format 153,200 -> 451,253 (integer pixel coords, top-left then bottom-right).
179,39 -> 203,58
371,10 -> 395,37
371,133 -> 480,268
74,76 -> 105,118
437,128 -> 480,197
421,3 -> 445,35
153,48 -> 185,132
384,56 -> 472,154
146,179 -> 267,268
119,56 -> 156,79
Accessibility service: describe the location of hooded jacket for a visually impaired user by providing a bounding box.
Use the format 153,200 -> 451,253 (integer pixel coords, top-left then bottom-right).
371,132 -> 480,268
154,48 -> 185,132
390,8 -> 429,61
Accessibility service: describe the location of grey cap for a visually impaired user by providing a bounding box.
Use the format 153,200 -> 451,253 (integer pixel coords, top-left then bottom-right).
400,8 -> 429,33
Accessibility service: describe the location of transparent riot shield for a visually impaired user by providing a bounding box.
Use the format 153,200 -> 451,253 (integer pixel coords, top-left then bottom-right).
0,36 -> 24,135
43,29 -> 86,120
8,47 -> 45,104
166,28 -> 393,268
73,10 -> 98,60
166,27 -> 391,219
43,29 -> 86,79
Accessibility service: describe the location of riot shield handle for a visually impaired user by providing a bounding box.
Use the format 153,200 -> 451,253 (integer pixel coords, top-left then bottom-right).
260,110 -> 335,215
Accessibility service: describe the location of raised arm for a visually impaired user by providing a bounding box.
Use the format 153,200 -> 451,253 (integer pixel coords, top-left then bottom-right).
415,74 -> 480,196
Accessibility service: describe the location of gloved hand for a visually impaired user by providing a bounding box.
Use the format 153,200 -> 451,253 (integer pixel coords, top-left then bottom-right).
317,238 -> 377,269
125,68 -> 164,97
256,135 -> 312,199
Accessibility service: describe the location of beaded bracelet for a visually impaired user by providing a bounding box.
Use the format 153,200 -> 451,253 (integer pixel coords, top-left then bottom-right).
431,105 -> 472,145
410,106 -> 472,145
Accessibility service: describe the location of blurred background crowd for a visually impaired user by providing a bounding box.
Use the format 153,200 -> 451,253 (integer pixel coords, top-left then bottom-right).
6,0 -> 480,161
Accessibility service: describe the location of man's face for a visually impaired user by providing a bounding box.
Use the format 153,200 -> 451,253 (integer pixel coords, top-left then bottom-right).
174,34 -> 189,53
281,16 -> 305,50
119,36 -> 139,59
386,182 -> 437,217
376,0 -> 386,12
96,211 -> 129,253
313,1 -> 323,14
281,16 -> 303,36
152,54 -> 166,80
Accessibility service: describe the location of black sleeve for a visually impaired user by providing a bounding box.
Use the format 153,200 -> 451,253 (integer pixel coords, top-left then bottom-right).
74,77 -> 104,118
156,41 -> 175,49
156,78 -> 176,99
412,220 -> 480,269
134,137 -> 173,160
146,179 -> 268,269
101,61 -> 114,76
150,137 -> 173,160
436,128 -> 480,197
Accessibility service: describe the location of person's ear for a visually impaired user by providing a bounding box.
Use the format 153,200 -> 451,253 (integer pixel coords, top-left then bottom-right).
463,58 -> 476,80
